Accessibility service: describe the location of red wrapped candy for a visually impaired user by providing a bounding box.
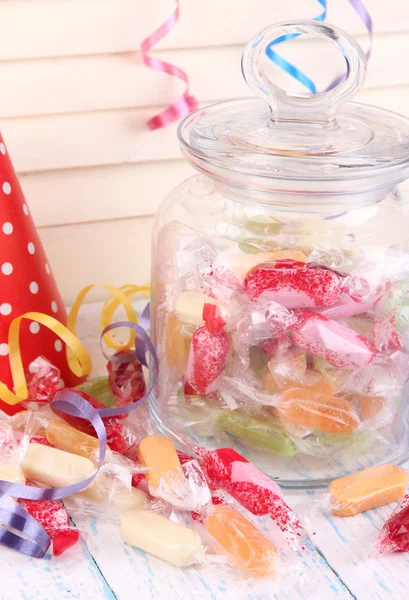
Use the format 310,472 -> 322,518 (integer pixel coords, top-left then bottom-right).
243,260 -> 343,308
291,311 -> 375,369
184,303 -> 231,395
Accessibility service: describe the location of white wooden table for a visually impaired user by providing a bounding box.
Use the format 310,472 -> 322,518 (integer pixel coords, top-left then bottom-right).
3,303 -> 409,600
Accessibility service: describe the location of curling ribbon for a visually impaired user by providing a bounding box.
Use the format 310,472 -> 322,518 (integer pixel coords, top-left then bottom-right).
0,318 -> 158,557
0,312 -> 92,406
0,283 -> 151,405
266,0 -> 326,94
142,0 -> 198,130
266,0 -> 372,93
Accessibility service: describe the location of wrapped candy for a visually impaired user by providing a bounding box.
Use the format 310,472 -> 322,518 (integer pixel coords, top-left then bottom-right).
21,443 -> 95,487
377,494 -> 409,554
291,311 -> 375,369
276,387 -> 360,434
329,464 -> 408,516
204,503 -> 278,577
243,260 -> 344,308
45,418 -> 100,462
24,357 -> 61,407
138,434 -> 211,511
121,509 -> 203,567
216,410 -> 297,456
75,377 -> 116,408
184,303 -> 231,395
107,350 -> 146,407
20,497 -> 80,556
202,448 -> 303,550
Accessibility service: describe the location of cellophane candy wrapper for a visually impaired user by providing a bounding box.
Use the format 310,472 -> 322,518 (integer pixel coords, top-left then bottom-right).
154,234 -> 409,478
376,494 -> 409,554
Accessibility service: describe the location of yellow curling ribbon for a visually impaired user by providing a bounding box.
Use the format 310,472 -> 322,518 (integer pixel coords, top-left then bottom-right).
67,283 -> 150,352
0,312 -> 91,406
100,284 -> 150,348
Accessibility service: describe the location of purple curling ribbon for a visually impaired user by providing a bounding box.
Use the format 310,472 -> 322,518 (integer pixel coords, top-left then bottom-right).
98,317 -> 158,418
326,0 -> 373,90
0,310 -> 158,557
0,392 -> 107,557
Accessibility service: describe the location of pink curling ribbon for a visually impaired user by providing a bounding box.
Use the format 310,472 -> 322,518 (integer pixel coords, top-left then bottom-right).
142,0 -> 198,130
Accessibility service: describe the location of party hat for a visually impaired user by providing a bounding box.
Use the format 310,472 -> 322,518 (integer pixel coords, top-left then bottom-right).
0,133 -> 84,414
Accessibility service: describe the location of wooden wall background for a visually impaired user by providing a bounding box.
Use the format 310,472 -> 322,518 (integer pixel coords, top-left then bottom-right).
1,0 -> 409,303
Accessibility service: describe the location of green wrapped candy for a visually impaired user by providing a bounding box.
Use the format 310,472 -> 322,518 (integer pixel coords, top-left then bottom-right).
75,376 -> 116,408
216,410 -> 297,456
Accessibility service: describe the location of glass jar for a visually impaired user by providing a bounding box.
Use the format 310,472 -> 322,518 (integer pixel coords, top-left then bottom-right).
150,21 -> 409,486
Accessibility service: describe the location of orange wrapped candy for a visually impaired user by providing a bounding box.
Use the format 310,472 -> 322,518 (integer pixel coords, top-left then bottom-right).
276,387 -> 360,434
329,464 -> 408,516
138,434 -> 184,490
205,504 -> 278,577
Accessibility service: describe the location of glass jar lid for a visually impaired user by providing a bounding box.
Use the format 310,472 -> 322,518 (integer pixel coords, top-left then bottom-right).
178,21 -> 409,194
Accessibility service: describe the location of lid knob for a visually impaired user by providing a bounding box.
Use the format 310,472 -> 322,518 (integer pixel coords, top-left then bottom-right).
242,20 -> 367,124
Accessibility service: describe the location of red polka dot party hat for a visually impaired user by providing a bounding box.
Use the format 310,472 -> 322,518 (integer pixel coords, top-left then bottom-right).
0,133 -> 84,414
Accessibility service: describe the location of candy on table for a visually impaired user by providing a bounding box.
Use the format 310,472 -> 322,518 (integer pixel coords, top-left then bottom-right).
0,463 -> 25,485
77,473 -> 148,511
75,376 -> 116,408
51,391 -> 131,456
184,303 -> 231,395
203,448 -> 303,550
120,509 -> 203,567
24,356 -> 61,407
216,410 -> 297,456
220,249 -> 306,283
243,260 -> 344,308
329,464 -> 408,517
20,496 -> 80,556
377,494 -> 409,554
106,350 -> 146,408
46,418 -> 100,462
205,503 -> 278,577
21,443 -> 95,487
138,434 -> 184,491
291,311 -> 375,369
276,387 -> 360,434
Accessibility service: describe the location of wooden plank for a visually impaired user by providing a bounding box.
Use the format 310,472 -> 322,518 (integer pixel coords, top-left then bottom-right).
1,31 -> 409,119
71,515 -> 353,600
37,217 -> 153,304
296,485 -> 409,600
21,160 -> 194,228
4,84 -> 409,173
0,0 -> 407,60
0,537 -> 116,600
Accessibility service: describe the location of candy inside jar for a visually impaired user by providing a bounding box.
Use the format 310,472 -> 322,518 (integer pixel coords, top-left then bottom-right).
150,20 -> 409,485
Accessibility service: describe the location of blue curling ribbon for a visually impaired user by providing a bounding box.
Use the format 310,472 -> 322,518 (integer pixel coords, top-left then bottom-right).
265,0 -> 327,94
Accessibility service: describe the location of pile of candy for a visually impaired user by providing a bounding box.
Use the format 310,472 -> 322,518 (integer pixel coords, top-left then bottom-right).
155,239 -> 409,462
1,345 -> 409,575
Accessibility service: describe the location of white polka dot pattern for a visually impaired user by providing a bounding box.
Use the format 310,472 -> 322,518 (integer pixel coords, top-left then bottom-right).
28,242 -> 35,254
51,301 -> 58,313
54,340 -> 63,352
0,343 -> 9,356
1,262 -> 13,275
29,322 -> 40,334
2,182 -> 11,195
29,281 -> 39,294
2,222 -> 13,235
0,303 -> 12,316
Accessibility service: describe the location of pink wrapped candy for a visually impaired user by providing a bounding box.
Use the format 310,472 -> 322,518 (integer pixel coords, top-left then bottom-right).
291,311 -> 375,369
203,448 -> 303,550
243,260 -> 343,308
184,304 -> 231,395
